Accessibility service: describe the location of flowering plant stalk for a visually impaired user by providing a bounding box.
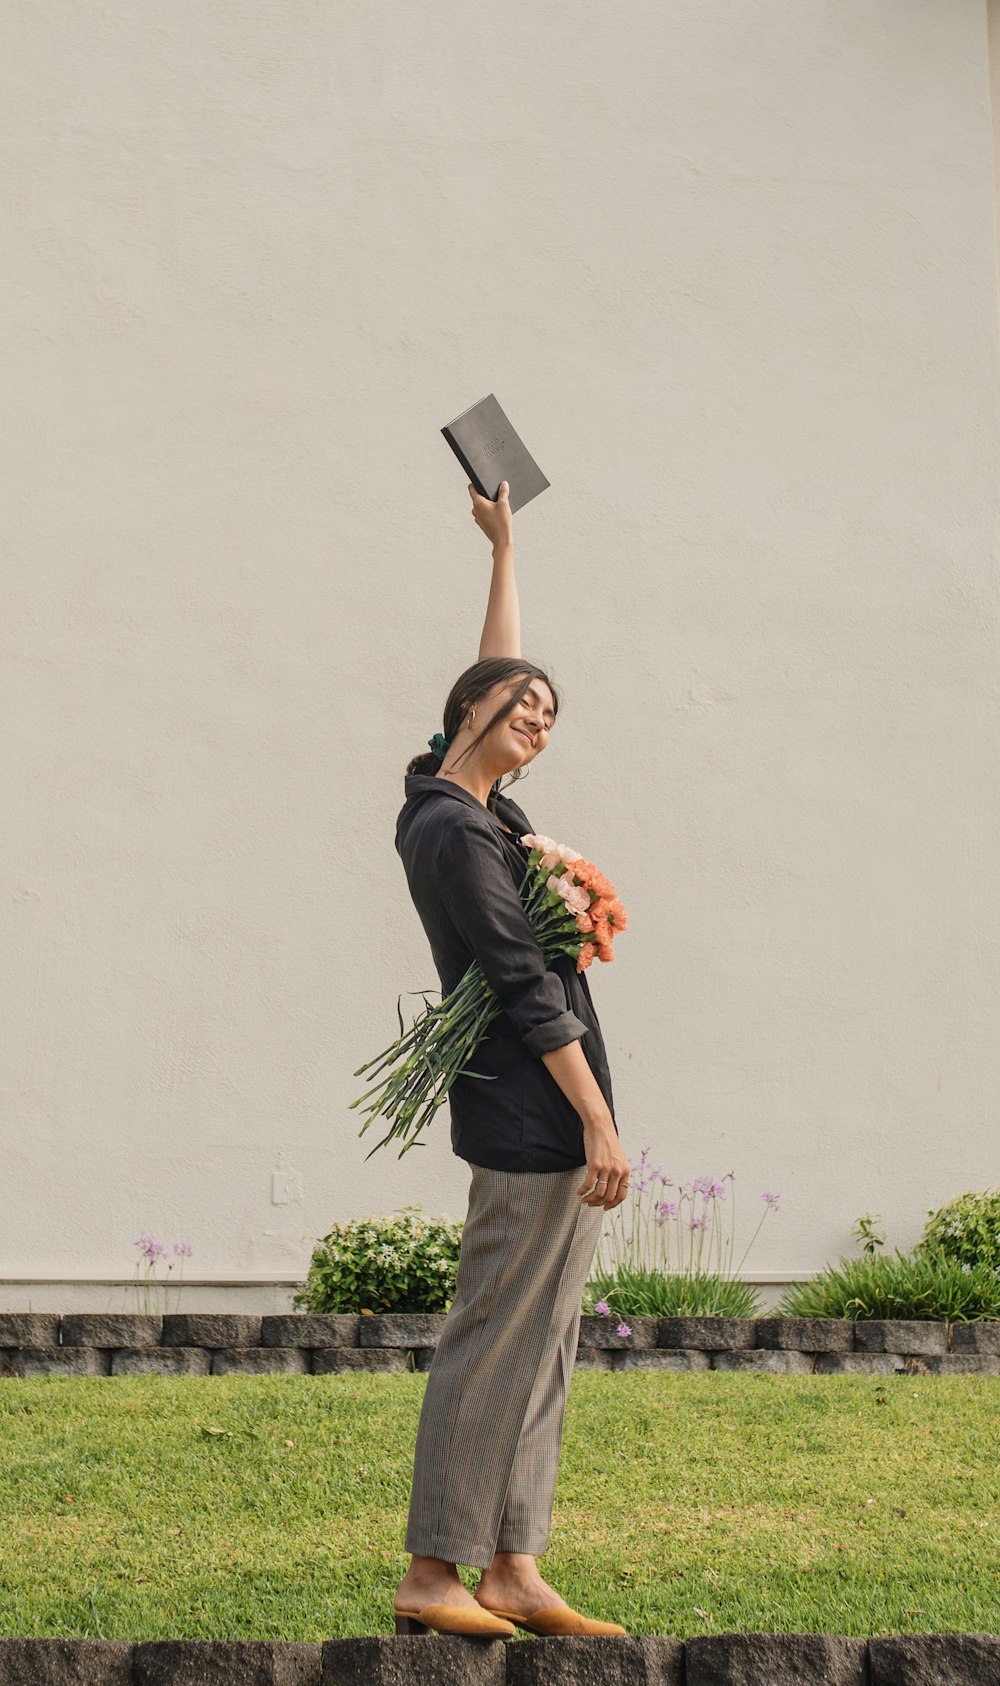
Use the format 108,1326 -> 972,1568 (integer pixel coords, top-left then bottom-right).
352,832 -> 628,1161
131,1233 -> 193,1316
582,1150 -> 784,1319
591,1150 -> 782,1282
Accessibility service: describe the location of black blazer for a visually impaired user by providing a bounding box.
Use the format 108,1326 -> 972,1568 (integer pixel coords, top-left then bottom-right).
395,772 -> 618,1172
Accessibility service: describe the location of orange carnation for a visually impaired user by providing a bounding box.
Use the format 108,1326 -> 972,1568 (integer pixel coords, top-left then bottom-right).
606,897 -> 629,933
576,941 -> 596,970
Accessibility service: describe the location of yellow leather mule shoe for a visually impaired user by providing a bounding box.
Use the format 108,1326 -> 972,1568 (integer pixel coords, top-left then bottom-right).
393,1601 -> 517,1638
474,1600 -> 628,1637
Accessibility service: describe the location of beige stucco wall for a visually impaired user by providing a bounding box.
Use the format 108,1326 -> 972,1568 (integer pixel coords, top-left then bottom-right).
3,1 -> 998,1314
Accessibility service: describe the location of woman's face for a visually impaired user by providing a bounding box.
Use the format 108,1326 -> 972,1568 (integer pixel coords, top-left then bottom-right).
481,674 -> 557,770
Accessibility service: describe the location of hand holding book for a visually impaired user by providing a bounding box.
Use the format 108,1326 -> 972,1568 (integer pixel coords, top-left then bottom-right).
469,479 -> 513,550
441,393 -> 550,516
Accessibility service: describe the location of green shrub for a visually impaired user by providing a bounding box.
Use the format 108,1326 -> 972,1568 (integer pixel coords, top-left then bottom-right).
581,1265 -> 766,1319
915,1187 -> 1000,1280
773,1245 -> 1000,1323
292,1204 -> 463,1314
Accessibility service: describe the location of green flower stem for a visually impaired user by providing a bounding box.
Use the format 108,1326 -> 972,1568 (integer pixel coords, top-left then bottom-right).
354,972 -> 498,1146
355,982 -> 490,1107
352,967 -> 490,1078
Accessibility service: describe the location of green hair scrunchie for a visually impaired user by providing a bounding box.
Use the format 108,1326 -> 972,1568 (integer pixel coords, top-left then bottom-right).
427,732 -> 450,760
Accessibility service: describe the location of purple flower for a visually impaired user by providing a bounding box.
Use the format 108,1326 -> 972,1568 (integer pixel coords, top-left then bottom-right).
616,1321 -> 632,1338
595,1299 -> 611,1315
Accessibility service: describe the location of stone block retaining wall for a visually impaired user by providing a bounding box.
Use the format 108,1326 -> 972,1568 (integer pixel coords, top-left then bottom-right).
1,1312 -> 998,1376
0,1632 -> 999,1684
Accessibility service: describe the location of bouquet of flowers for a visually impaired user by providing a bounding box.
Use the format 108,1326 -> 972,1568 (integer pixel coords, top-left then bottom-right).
351,832 -> 628,1161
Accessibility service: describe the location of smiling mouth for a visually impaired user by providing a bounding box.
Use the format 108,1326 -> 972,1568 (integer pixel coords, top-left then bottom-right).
512,726 -> 534,746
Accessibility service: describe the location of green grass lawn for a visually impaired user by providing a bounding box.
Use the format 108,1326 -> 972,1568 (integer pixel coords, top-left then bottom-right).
0,1371 -> 997,1641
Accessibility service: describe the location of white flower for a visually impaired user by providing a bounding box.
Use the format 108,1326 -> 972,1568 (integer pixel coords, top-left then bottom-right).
521,831 -> 558,854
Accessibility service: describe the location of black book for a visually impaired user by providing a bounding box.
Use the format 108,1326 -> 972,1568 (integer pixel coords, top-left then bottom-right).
440,394 -> 550,515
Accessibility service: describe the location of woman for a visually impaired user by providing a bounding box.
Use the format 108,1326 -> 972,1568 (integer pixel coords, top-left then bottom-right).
392,479 -> 631,1640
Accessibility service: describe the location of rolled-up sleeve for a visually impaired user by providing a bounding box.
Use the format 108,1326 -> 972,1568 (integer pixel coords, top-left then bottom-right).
435,820 -> 588,1057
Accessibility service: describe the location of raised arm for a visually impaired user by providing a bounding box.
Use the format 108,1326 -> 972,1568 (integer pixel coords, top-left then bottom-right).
468,480 -> 520,660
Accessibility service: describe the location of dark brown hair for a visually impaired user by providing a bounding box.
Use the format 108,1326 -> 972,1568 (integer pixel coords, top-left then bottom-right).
405,657 -> 561,815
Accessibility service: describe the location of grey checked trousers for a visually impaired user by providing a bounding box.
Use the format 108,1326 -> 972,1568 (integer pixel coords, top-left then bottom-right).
403,1160 -> 605,1569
